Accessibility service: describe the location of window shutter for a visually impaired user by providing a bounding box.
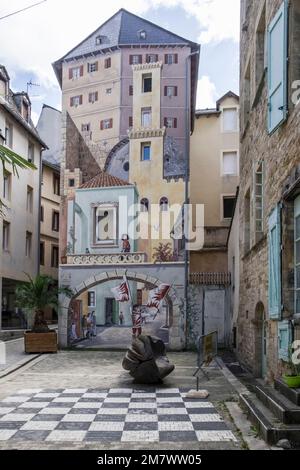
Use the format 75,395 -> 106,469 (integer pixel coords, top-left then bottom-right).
70,97 -> 73,107
138,55 -> 142,64
95,61 -> 98,71
268,205 -> 282,319
164,117 -> 167,127
79,95 -> 83,105
129,116 -> 133,127
69,68 -> 73,79
95,91 -> 98,101
129,85 -> 133,96
174,118 -> 177,128
278,320 -> 292,361
100,120 -> 104,130
164,86 -> 167,96
174,54 -> 178,64
164,54 -> 168,64
267,1 -> 288,134
109,118 -> 113,128
174,86 -> 178,97
155,54 -> 159,62
146,55 -> 150,63
129,55 -> 133,65
80,65 -> 84,76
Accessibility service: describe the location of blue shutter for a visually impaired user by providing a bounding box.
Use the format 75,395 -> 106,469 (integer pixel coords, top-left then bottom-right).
278,320 -> 292,361
267,1 -> 288,134
268,205 -> 282,319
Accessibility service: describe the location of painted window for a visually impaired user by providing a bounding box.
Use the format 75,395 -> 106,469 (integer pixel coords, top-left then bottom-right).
142,74 -> 152,93
141,143 -> 151,161
164,54 -> 178,65
106,88 -> 112,95
160,197 -> 169,212
100,118 -> 113,130
94,204 -> 118,245
223,196 -> 236,219
164,86 -> 178,97
26,186 -> 33,212
51,245 -> 59,268
28,142 -> 34,163
146,54 -> 158,63
52,211 -> 59,232
141,107 -> 152,127
222,151 -> 238,175
40,242 -> 45,266
2,221 -> 9,251
25,231 -> 32,257
164,117 -> 177,128
267,1 -> 288,133
88,291 -> 96,307
295,195 -> 300,315
268,205 -> 282,319
129,55 -> 142,65
3,171 -> 11,200
4,122 -> 13,148
255,162 -> 264,240
69,66 -> 83,80
88,92 -> 98,103
88,62 -> 98,73
70,95 -> 83,107
104,57 -> 111,69
222,108 -> 238,132
140,198 -> 149,212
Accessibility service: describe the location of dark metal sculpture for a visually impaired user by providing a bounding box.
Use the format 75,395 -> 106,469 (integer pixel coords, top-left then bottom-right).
122,335 -> 175,384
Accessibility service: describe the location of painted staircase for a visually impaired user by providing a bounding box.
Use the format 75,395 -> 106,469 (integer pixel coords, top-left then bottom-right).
240,379 -> 300,446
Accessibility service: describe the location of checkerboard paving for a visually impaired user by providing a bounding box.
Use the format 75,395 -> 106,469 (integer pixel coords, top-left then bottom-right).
0,388 -> 237,443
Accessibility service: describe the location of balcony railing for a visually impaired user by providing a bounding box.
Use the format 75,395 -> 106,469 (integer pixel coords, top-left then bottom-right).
66,252 -> 148,265
190,272 -> 231,286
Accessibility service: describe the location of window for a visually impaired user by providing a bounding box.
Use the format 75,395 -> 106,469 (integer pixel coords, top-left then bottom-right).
95,35 -> 103,45
81,123 -> 91,132
40,206 -> 44,222
28,142 -> 34,163
106,88 -> 112,95
70,95 -> 82,107
142,74 -> 152,93
53,173 -> 60,196
88,291 -> 96,307
242,60 -> 251,132
295,196 -> 300,315
88,91 -> 98,103
123,161 -> 129,172
141,107 -> 152,127
164,86 -> 177,97
104,57 -> 111,69
146,54 -> 158,63
268,205 -> 282,318
51,245 -> 59,268
139,30 -> 147,39
255,5 -> 266,90
222,108 -> 238,132
4,123 -> 13,148
3,171 -> 11,200
100,118 -> 113,130
94,204 -> 118,245
129,85 -> 133,96
2,221 -> 10,251
244,189 -> 251,253
69,66 -> 83,80
129,116 -> 133,128
255,162 -> 264,240
68,179 -> 75,187
25,231 -> 32,257
26,186 -> 33,212
52,211 -> 59,232
165,54 -> 178,65
129,55 -> 142,65
160,197 -> 169,212
40,242 -> 45,266
164,117 -> 177,128
222,151 -> 238,175
223,196 -> 236,219
88,62 -> 98,73
140,198 -> 149,212
141,143 -> 151,161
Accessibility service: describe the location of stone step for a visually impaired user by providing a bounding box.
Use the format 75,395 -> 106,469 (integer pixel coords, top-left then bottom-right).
240,393 -> 300,446
255,385 -> 300,424
275,379 -> 300,406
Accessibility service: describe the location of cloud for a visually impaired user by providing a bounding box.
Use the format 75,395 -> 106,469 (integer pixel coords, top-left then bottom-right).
196,75 -> 218,109
0,0 -> 240,91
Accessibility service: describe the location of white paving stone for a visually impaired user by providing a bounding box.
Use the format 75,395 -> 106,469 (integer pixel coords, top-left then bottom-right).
184,402 -> 214,408
53,397 -> 80,403
125,413 -> 158,422
18,402 -> 50,409
20,421 -> 58,431
0,413 -> 35,421
62,389 -> 88,394
129,402 -> 156,409
16,389 -> 42,394
39,407 -> 71,415
196,431 -> 237,442
156,397 -> 183,403
158,421 -> 194,431
89,422 -> 124,431
73,402 -> 101,409
131,393 -> 156,399
157,407 -> 188,415
0,407 -> 15,415
190,414 -> 222,422
34,393 -> 60,398
46,430 -> 86,441
62,414 -> 96,422
104,397 -> 131,403
2,396 -> 31,403
121,430 -> 159,442
110,389 -> 132,393
97,408 -> 128,415
156,388 -> 179,394
82,393 -> 107,399
0,430 -> 18,440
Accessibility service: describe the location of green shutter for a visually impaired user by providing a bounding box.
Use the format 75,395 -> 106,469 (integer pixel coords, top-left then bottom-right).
267,1 -> 288,134
268,205 -> 282,319
278,320 -> 292,361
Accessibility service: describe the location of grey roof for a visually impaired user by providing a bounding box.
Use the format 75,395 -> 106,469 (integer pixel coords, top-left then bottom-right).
36,104 -> 61,168
53,8 -> 199,85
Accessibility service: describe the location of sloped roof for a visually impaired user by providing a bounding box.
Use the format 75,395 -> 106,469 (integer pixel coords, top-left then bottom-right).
36,104 -> 62,168
79,171 -> 132,189
53,8 -> 199,86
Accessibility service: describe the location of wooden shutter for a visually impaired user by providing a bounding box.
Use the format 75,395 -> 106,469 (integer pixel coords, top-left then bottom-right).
129,116 -> 133,127
138,55 -> 142,64
164,117 -> 168,127
95,91 -> 98,101
129,55 -> 133,65
109,118 -> 113,128
174,117 -> 177,128
129,85 -> 133,96
70,97 -> 73,107
267,1 -> 288,134
174,86 -> 178,97
164,54 -> 168,64
174,54 -> 178,64
146,55 -> 150,63
95,61 -> 98,71
100,120 -> 104,130
268,205 -> 282,319
278,320 -> 292,361
164,86 -> 167,96
80,65 -> 84,76
79,95 -> 83,105
68,68 -> 73,79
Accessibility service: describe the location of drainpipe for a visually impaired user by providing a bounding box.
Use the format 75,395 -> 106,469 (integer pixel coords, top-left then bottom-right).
184,50 -> 200,349
37,149 -> 43,276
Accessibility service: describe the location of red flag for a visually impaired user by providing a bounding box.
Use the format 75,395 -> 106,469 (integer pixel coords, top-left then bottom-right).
146,283 -> 170,311
111,280 -> 130,302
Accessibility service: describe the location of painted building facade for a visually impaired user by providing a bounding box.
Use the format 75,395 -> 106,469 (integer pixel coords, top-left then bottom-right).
239,0 -> 300,379
0,65 -> 45,331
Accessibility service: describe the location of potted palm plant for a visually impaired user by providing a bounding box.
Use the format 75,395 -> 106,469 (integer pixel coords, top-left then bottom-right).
15,274 -> 73,353
282,346 -> 300,389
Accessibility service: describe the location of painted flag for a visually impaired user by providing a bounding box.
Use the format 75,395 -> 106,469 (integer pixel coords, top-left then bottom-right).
146,283 -> 171,311
111,279 -> 130,302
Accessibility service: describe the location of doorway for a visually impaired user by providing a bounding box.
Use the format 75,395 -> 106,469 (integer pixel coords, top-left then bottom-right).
105,298 -> 117,325
254,302 -> 267,378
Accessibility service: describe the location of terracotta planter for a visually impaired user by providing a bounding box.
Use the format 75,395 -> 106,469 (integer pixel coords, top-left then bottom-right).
24,331 -> 58,353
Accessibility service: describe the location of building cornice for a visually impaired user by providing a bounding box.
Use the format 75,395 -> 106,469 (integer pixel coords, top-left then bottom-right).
132,61 -> 162,72
128,127 -> 166,139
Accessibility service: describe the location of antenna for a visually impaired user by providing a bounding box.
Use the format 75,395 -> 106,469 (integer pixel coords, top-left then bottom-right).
27,80 -> 40,96
0,1 -> 47,21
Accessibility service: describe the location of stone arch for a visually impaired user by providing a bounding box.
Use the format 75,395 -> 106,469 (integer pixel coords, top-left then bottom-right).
59,269 -> 183,350
253,301 -> 266,377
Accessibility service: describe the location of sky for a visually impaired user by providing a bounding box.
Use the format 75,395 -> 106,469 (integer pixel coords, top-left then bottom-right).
0,0 -> 240,124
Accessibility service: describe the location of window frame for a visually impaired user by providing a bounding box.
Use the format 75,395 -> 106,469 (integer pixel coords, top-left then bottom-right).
52,210 -> 60,232
142,74 -> 152,93
3,170 -> 11,200
294,195 -> 300,316
221,107 -> 239,133
222,194 -> 236,221
25,231 -> 32,258
2,221 -> 10,252
221,150 -> 239,176
88,291 -> 96,308
141,142 -> 151,161
92,203 -> 118,247
51,245 -> 59,268
26,186 -> 33,213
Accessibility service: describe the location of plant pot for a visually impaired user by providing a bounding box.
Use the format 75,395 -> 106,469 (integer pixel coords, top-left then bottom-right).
283,374 -> 300,389
24,330 -> 58,354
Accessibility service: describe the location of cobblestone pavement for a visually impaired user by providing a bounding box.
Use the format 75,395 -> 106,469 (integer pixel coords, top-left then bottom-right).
0,351 -> 242,449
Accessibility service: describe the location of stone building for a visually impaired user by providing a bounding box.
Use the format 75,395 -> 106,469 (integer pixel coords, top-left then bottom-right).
239,0 -> 300,380
0,65 -> 46,332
